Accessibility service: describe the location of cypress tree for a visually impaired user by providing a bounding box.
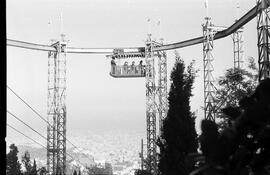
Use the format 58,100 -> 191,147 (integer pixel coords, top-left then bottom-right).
134,169 -> 152,175
158,52 -> 198,175
194,79 -> 270,174
22,151 -> 32,175
6,143 -> 22,175
38,167 -> 46,175
31,159 -> 38,175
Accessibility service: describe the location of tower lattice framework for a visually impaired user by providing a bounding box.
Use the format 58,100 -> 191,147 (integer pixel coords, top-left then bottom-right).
257,0 -> 270,82
157,43 -> 168,135
232,27 -> 244,72
202,17 -> 216,121
145,34 -> 157,175
47,34 -> 67,175
233,2 -> 244,72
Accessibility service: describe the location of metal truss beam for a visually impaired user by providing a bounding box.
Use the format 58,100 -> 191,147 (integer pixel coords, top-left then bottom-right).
232,27 -> 244,72
139,139 -> 147,171
202,17 -> 217,121
157,47 -> 168,135
257,0 -> 270,82
145,34 -> 157,175
47,35 -> 67,175
47,46 -> 57,175
106,48 -> 145,59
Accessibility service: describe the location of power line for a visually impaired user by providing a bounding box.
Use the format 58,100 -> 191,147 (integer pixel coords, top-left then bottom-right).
7,110 -> 56,150
7,85 -> 48,124
8,85 -> 77,144
7,123 -> 47,149
6,110 -> 81,162
7,123 -> 76,161
7,85 -> 92,162
7,110 -> 47,140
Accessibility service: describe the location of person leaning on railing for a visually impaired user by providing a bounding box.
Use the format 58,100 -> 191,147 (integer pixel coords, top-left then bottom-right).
131,61 -> 135,75
139,60 -> 143,75
123,61 -> 128,75
111,57 -> 116,74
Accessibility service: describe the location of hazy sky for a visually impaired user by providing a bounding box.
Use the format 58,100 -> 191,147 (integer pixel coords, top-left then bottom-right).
7,0 -> 259,145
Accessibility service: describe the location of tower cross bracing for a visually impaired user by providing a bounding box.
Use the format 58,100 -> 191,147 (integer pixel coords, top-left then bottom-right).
257,0 -> 270,82
145,34 -> 158,175
47,35 -> 67,175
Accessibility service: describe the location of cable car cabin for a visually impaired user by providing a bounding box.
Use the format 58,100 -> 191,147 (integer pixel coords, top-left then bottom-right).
110,62 -> 146,78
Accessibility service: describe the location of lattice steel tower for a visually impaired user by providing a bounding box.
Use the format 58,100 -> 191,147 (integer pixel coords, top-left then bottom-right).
257,0 -> 270,82
232,2 -> 244,72
157,39 -> 168,134
202,17 -> 216,121
145,34 -> 157,175
47,34 -> 67,175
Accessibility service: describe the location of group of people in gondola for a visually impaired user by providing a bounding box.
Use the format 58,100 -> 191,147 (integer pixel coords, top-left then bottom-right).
111,58 -> 145,76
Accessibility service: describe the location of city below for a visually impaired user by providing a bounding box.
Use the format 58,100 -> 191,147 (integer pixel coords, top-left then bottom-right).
7,130 -> 146,175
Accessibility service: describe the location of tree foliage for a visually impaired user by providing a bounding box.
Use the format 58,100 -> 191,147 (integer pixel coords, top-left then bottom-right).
38,167 -> 47,175
6,143 -> 22,175
31,159 -> 38,175
157,52 -> 198,175
6,144 -> 43,175
215,57 -> 258,129
21,151 -> 39,175
191,78 -> 270,175
22,151 -> 32,175
86,163 -> 113,175
134,169 -> 152,175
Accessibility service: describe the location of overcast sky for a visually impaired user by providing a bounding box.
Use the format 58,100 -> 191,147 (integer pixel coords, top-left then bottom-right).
7,0 -> 259,145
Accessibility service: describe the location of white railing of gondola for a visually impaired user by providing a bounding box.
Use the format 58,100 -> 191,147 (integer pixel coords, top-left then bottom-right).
111,65 -> 146,77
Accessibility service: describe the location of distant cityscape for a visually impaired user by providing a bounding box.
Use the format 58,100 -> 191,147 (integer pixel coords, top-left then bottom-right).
7,130 -> 146,175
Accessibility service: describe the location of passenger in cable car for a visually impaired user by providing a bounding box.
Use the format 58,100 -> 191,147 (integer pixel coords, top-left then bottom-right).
123,61 -> 128,74
143,65 -> 146,76
139,60 -> 143,75
135,64 -> 139,74
111,57 -> 116,74
131,61 -> 135,74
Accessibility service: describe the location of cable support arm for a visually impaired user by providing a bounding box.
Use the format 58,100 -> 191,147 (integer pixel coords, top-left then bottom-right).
6,39 -> 143,54
67,47 -> 144,54
7,39 -> 56,52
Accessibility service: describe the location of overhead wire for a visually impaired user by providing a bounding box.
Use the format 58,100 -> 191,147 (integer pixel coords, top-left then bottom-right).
7,123 -> 47,149
7,123 -> 77,162
7,85 -> 48,124
7,110 -> 78,162
7,85 -> 93,162
7,110 -> 47,141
